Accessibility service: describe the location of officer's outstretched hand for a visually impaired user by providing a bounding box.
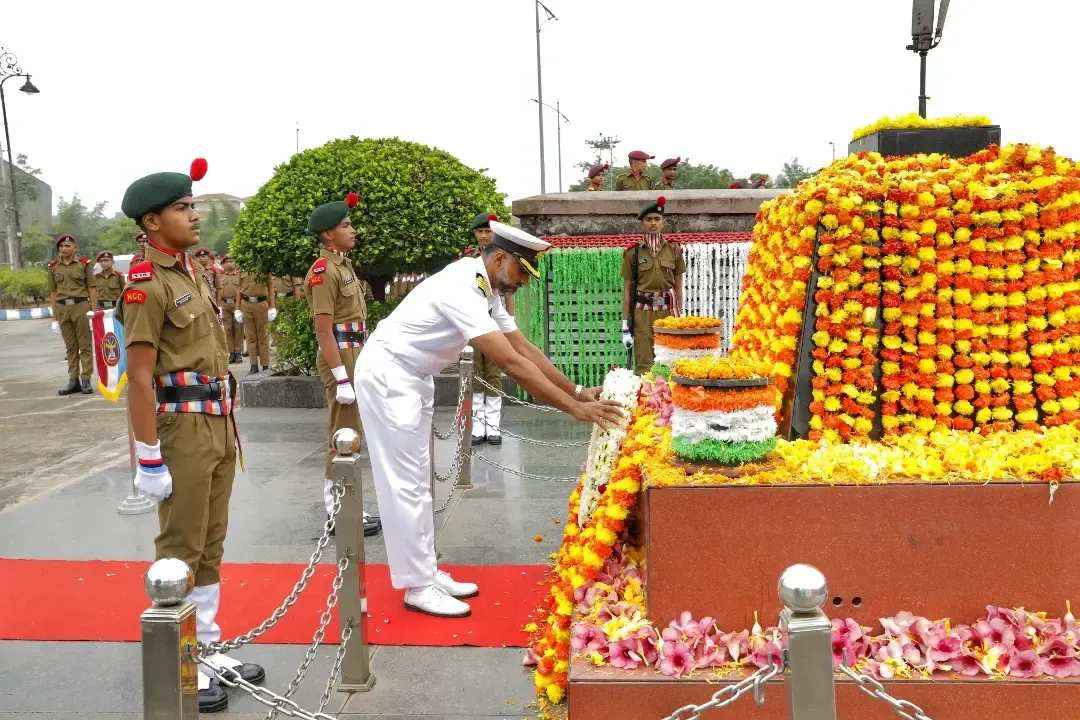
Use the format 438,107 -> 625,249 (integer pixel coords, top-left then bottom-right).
134,440 -> 172,501
332,366 -> 355,405
51,321 -> 61,334
234,310 -> 244,324
571,399 -> 625,431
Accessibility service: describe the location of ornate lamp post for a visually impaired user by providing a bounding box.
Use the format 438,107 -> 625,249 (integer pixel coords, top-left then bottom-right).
0,46 -> 41,269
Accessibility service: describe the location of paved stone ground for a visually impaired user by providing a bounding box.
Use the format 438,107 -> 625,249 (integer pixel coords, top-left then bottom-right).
0,320 -> 591,718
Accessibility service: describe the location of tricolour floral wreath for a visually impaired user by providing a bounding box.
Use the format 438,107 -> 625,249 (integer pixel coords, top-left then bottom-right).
653,331 -> 722,366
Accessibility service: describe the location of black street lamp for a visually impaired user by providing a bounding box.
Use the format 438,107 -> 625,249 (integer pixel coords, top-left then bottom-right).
906,0 -> 950,118
531,99 -> 569,192
1,46 -> 41,269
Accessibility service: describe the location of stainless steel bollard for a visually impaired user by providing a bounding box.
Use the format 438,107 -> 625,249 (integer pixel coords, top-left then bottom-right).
456,346 -> 474,489
141,558 -> 198,720
779,564 -> 837,720
331,428 -> 375,692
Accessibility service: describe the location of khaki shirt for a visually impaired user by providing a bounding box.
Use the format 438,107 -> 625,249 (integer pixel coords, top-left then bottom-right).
219,271 -> 240,307
304,248 -> 367,323
620,240 -> 686,293
586,184 -> 603,191
48,257 -> 94,300
614,173 -> 654,191
273,275 -> 296,298
95,271 -> 125,303
198,266 -> 219,299
238,272 -> 270,300
657,180 -> 676,191
116,246 -> 229,378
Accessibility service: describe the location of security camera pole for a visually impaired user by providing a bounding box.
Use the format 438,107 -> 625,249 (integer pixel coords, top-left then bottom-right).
907,0 -> 950,118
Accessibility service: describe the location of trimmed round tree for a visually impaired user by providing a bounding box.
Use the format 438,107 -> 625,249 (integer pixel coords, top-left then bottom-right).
230,136 -> 508,298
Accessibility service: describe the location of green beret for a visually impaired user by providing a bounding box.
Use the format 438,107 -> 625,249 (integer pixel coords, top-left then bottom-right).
637,195 -> 668,220
121,172 -> 193,220
308,201 -> 349,234
471,212 -> 497,230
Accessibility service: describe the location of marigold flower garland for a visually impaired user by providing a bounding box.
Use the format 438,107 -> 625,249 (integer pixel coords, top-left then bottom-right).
851,113 -> 992,142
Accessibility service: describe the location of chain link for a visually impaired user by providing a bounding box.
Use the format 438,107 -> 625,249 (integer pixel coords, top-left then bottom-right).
267,554 -> 349,719
659,659 -> 782,720
318,623 -> 353,712
196,654 -> 337,720
472,416 -> 589,448
433,378 -> 470,483
837,663 -> 933,720
473,453 -> 579,482
473,376 -> 563,413
433,484 -> 459,514
199,482 -> 343,656
433,374 -> 468,441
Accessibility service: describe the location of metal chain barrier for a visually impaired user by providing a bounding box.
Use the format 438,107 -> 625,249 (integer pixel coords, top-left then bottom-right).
196,654 -> 336,720
837,661 -> 933,720
433,378 -> 469,483
198,482 -> 343,656
659,659 -> 782,720
266,554 -> 350,719
317,623 -> 353,712
474,376 -> 563,413
432,374 -> 468,441
473,452 -> 579,482
473,415 -> 589,447
433,485 -> 459,514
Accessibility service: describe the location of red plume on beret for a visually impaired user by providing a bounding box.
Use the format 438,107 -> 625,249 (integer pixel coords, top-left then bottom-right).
656,196 -> 667,208
345,192 -> 359,209
487,213 -> 498,222
729,181 -> 743,189
603,163 -> 610,169
190,158 -> 208,181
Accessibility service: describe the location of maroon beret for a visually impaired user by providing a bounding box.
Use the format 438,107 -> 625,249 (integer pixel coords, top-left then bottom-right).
95,250 -> 113,261
588,163 -> 610,179
194,247 -> 212,257
55,233 -> 76,248
627,150 -> 654,161
660,157 -> 681,170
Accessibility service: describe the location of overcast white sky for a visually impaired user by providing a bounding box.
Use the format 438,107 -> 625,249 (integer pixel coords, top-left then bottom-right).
4,0 -> 1073,215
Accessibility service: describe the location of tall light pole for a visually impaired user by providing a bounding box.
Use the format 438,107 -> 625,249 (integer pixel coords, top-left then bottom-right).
532,99 -> 569,192
0,47 -> 40,270
829,141 -> 836,162
907,0 -> 950,118
535,1 -> 557,194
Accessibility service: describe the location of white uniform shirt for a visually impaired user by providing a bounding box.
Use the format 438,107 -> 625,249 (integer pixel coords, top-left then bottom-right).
368,256 -> 517,376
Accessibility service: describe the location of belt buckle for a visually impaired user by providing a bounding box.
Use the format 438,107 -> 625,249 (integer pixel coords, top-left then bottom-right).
213,381 -> 226,401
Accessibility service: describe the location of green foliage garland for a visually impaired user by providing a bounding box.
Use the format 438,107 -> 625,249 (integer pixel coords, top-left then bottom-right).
671,436 -> 778,465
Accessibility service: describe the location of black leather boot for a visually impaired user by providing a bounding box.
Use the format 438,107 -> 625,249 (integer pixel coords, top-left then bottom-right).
80,378 -> 94,394
57,379 -> 80,396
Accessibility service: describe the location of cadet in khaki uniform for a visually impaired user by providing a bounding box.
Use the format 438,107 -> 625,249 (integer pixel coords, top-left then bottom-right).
621,196 -> 686,375
304,193 -> 381,538
117,159 -> 264,712
94,251 -> 125,310
586,163 -> 609,191
234,271 -> 276,374
273,274 -> 301,301
464,212 -> 512,445
194,247 -> 221,304
658,157 -> 680,191
219,256 -> 243,364
49,234 -> 97,395
614,150 -> 655,191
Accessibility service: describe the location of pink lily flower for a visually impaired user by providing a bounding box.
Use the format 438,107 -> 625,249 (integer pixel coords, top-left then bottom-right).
633,626 -> 660,666
608,639 -> 642,670
659,641 -> 695,678
880,611 -> 917,637
955,648 -> 982,677
751,639 -> 783,669
864,660 -> 892,680
1042,654 -> 1080,679
718,629 -> 750,663
571,623 -> 606,654
1009,649 -> 1041,678
972,618 -> 1016,650
522,648 -> 540,667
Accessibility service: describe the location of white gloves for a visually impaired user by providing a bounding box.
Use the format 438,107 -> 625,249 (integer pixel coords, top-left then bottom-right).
51,321 -> 61,334
134,440 -> 172,501
332,365 -> 355,405
621,319 -> 633,349
267,308 -> 278,322
234,310 -> 244,323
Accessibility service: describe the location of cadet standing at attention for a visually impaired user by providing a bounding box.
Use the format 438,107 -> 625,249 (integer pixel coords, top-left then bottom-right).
117,158 -> 264,712
464,212 -> 512,445
219,256 -> 244,364
304,192 -> 381,538
614,150 -> 655,191
194,247 -> 221,305
235,268 -> 276,374
621,196 -> 685,375
94,251 -> 125,309
49,234 -> 97,395
657,157 -> 680,190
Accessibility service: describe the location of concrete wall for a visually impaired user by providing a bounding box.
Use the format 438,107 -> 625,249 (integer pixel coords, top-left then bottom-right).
511,188 -> 784,237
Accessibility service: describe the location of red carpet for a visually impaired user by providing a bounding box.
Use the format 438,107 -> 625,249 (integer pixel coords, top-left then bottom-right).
0,559 -> 548,647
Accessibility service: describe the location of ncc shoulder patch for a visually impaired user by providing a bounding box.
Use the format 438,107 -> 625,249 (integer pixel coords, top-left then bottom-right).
308,275 -> 324,287
124,288 -> 147,305
79,257 -> 90,264
311,258 -> 328,274
475,272 -> 491,298
128,260 -> 154,283
48,259 -> 58,268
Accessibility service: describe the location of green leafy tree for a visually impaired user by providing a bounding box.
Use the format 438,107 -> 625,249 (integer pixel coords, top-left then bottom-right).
231,137 -> 506,299
200,200 -> 241,255
95,217 -> 142,255
570,160 -> 744,191
53,194 -> 110,256
20,225 -> 53,265
7,154 -> 42,203
773,157 -> 814,188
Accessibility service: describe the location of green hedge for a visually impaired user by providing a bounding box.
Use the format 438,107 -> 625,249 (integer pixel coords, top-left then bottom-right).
271,297 -> 402,375
0,267 -> 48,307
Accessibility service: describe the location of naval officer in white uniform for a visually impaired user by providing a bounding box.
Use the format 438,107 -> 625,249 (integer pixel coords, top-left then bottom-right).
355,220 -> 625,618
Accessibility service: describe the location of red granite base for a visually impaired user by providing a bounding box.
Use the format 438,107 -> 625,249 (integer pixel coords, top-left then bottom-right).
568,658 -> 1080,720
643,481 -> 1079,631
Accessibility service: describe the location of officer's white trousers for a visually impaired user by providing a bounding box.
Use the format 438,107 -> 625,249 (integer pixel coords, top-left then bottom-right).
354,342 -> 437,590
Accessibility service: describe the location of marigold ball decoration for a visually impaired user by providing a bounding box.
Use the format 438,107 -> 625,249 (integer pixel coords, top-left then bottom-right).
345,191 -> 359,209
189,158 -> 208,181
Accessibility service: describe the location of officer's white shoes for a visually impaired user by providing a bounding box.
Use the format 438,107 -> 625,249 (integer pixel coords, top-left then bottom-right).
435,569 -> 479,598
404,585 -> 471,618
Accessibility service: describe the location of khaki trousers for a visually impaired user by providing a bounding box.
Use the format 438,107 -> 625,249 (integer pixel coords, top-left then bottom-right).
470,345 -> 503,396
155,412 -> 236,586
221,302 -> 244,352
631,307 -> 671,375
242,301 -> 270,366
318,346 -> 363,480
57,300 -> 93,380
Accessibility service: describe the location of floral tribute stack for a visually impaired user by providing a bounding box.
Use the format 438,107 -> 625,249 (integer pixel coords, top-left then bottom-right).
651,315 -> 724,378
668,357 -> 779,465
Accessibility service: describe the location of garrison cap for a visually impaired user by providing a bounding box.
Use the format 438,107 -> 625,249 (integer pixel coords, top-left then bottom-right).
488,220 -> 550,280
628,150 -> 654,161
588,163 -> 609,179
660,157 -> 681,170
55,233 -> 76,248
308,192 -> 359,235
121,158 -> 207,220
471,212 -> 498,230
637,196 -> 667,220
